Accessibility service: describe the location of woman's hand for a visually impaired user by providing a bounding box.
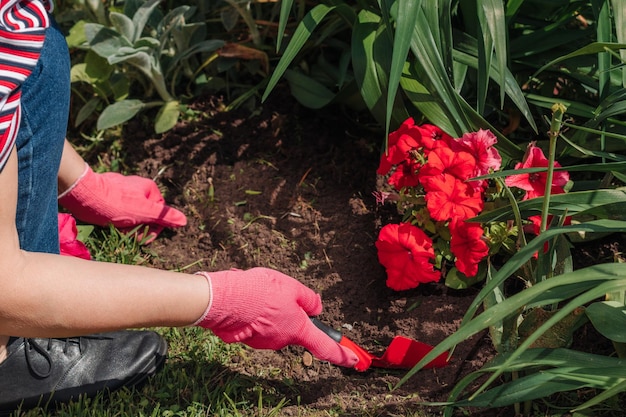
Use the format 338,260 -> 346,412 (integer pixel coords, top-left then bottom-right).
59,164 -> 186,242
194,267 -> 358,368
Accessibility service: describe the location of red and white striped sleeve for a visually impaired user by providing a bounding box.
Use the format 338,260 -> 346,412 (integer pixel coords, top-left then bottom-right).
0,0 -> 52,172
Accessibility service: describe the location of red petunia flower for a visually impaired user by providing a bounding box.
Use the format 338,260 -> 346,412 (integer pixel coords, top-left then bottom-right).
388,159 -> 421,191
377,118 -> 422,176
416,123 -> 453,153
450,129 -> 502,178
422,174 -> 484,222
418,141 -> 476,183
504,144 -> 570,200
450,220 -> 488,277
376,223 -> 441,291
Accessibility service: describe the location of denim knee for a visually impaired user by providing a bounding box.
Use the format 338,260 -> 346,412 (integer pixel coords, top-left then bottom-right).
15,19 -> 70,254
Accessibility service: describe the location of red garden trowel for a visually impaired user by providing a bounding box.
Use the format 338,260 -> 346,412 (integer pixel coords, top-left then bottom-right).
312,318 -> 450,372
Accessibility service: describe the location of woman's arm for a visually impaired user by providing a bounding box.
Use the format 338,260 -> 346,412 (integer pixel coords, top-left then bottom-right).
1,147 -> 209,337
57,139 -> 86,195
3,146 -> 357,366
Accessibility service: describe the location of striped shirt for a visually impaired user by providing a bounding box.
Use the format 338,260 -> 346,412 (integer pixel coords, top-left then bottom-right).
0,0 -> 52,172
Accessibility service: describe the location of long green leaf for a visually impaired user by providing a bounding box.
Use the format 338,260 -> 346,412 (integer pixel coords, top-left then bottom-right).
573,378 -> 626,411
276,0 -> 294,52
472,188 -> 626,222
453,33 -> 537,133
451,372 -> 588,407
352,10 -> 408,131
386,0 -> 421,136
408,8 -> 468,136
474,280 -> 626,398
262,4 -> 336,102
586,301 -> 626,343
465,220 -> 626,328
441,348 -> 626,413
533,42 -> 626,78
397,262 -> 626,387
611,0 -> 626,87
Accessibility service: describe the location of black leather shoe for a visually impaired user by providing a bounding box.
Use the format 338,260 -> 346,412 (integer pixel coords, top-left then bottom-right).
0,330 -> 167,413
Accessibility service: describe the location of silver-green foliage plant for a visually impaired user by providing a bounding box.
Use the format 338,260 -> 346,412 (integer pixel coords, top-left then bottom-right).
73,0 -> 224,133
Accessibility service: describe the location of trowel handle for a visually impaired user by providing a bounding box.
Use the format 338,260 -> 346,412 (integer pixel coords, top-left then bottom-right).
310,317 -> 373,371
311,317 -> 343,342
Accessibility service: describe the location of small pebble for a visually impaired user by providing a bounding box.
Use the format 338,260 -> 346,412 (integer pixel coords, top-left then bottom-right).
302,351 -> 313,367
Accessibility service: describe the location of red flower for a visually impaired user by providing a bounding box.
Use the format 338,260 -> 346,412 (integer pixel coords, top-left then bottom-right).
377,118 -> 422,175
419,141 -> 476,183
58,213 -> 91,260
376,223 -> 441,290
388,159 -> 421,191
422,174 -> 484,222
450,129 -> 502,178
416,124 -> 453,153
505,144 -> 569,200
450,220 -> 488,277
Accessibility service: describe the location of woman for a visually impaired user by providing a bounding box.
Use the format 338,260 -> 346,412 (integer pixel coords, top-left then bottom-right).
0,0 -> 357,412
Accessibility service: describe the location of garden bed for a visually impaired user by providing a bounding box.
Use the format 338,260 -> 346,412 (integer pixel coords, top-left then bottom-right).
117,91 -> 620,416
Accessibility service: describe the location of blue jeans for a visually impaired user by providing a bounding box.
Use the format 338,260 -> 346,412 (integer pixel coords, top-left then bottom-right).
15,19 -> 70,254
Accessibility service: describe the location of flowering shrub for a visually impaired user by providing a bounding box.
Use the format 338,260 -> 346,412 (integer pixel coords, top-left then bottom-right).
375,118 -> 501,290
374,119 -> 576,293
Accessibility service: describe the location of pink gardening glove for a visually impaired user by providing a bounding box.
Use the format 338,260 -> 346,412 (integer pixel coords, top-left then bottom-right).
58,163 -> 187,242
194,267 -> 358,368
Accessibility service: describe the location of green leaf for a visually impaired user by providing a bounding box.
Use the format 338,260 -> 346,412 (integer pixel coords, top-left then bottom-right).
611,0 -> 626,87
586,301 -> 626,343
471,188 -> 626,223
154,100 -> 180,134
132,0 -> 162,43
66,20 -> 87,48
400,64 -> 456,133
352,10 -> 400,129
453,33 -> 537,133
75,97 -> 101,127
262,4 -> 336,102
533,42 -> 626,78
398,262 -> 626,390
108,49 -> 153,76
85,24 -> 133,58
284,70 -> 335,109
386,0 -> 421,135
452,371 -> 586,408
84,50 -> 112,80
76,225 -> 95,242
109,11 -> 135,41
276,0 -> 294,52
97,99 -> 144,130
109,72 -> 130,101
444,266 -> 486,290
479,0 -> 508,108
134,37 -> 160,50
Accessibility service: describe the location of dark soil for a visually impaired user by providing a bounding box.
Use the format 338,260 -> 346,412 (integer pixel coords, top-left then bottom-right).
115,90 -> 622,416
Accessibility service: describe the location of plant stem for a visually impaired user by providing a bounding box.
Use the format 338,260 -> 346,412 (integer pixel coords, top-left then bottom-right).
539,103 -> 566,234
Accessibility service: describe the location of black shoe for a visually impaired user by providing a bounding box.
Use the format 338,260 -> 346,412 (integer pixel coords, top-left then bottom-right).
0,330 -> 167,413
